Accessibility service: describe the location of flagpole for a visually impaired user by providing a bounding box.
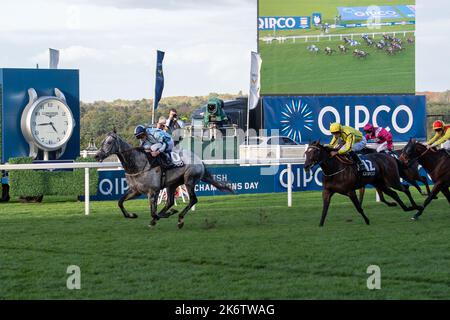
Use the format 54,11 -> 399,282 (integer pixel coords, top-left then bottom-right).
246,94 -> 251,146
151,50 -> 156,126
246,51 -> 252,146
152,98 -> 156,125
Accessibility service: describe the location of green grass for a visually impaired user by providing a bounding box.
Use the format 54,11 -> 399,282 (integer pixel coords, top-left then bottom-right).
260,36 -> 415,94
258,0 -> 416,94
0,189 -> 449,300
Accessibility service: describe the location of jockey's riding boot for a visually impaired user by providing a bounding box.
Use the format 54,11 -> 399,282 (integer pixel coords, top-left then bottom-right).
350,151 -> 365,172
159,152 -> 176,171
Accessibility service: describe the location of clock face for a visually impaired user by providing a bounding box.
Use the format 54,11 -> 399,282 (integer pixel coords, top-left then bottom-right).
29,98 -> 73,150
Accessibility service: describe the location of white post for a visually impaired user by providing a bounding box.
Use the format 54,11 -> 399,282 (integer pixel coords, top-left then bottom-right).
287,164 -> 292,207
376,191 -> 380,202
85,168 -> 90,216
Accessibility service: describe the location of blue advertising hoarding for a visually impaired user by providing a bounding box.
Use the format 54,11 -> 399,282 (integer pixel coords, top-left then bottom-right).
92,165 -> 324,201
258,16 -> 310,30
312,13 -> 322,26
338,6 -> 402,21
395,5 -> 416,18
263,96 -> 426,144
89,162 -> 432,202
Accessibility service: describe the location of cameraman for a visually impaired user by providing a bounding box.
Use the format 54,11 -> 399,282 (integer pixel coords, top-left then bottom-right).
165,108 -> 184,134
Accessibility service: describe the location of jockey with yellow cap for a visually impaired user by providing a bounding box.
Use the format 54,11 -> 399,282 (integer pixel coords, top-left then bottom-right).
427,120 -> 450,150
327,122 -> 367,171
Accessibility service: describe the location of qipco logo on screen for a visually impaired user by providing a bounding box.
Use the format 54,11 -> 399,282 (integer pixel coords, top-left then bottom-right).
259,17 -> 297,30
318,104 -> 414,136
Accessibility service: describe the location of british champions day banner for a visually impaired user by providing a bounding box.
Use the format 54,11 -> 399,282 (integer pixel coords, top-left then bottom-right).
263,96 -> 426,144
259,16 -> 310,30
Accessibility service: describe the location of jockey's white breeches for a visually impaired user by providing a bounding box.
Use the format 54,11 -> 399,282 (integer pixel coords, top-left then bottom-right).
443,140 -> 450,150
376,141 -> 389,153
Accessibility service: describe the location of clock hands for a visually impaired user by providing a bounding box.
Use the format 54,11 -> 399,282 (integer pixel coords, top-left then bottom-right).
37,122 -> 58,133
50,123 -> 58,133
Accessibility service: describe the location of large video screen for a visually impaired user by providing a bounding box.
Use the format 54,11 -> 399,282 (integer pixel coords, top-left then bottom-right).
258,0 -> 416,95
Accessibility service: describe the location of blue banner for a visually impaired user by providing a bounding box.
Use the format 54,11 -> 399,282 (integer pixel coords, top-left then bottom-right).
338,6 -> 402,21
396,5 -> 416,18
90,165 -> 324,201
258,16 -> 310,30
87,162 -> 432,201
312,13 -> 322,26
263,96 -> 426,144
154,50 -> 165,110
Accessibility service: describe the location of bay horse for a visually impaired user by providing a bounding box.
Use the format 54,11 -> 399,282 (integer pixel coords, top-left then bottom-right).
95,131 -> 234,229
400,139 -> 450,220
358,148 -> 433,206
304,141 -> 423,227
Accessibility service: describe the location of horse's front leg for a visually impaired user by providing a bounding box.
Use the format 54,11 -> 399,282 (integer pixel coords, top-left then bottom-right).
148,191 -> 160,227
319,189 -> 334,227
358,187 -> 365,205
118,189 -> 141,219
156,186 -> 178,219
413,183 -> 443,220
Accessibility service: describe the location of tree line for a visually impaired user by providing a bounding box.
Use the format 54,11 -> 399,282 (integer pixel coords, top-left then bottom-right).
80,93 -> 242,148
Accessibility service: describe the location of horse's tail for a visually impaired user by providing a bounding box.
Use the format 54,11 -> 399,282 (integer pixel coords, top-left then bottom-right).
201,167 -> 235,194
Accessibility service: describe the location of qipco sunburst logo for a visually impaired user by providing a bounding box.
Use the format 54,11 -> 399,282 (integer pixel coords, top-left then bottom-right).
280,100 -> 314,143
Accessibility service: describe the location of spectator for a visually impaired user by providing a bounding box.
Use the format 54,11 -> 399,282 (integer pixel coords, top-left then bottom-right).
165,108 -> 184,133
157,116 -> 169,132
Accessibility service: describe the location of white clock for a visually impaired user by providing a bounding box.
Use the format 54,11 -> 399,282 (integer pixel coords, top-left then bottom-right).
21,88 -> 76,160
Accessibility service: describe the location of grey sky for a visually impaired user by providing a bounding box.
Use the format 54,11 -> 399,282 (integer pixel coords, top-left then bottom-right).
0,0 -> 448,102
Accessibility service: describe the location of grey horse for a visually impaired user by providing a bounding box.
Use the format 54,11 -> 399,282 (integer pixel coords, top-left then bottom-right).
95,131 -> 234,229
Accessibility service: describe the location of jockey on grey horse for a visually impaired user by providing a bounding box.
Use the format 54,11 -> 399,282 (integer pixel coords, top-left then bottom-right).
134,125 -> 176,170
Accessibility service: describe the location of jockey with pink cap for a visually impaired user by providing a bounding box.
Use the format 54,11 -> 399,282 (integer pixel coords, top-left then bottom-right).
363,124 -> 393,153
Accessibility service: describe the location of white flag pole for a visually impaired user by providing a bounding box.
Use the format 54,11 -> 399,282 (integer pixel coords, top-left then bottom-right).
246,91 -> 251,146
49,48 -> 60,69
246,53 -> 253,146
246,52 -> 262,146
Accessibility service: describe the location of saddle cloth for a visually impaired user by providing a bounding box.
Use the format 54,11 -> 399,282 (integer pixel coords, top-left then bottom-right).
343,154 -> 377,176
169,151 -> 184,167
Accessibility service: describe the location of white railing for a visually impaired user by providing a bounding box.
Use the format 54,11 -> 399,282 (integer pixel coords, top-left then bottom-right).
260,30 -> 415,44
0,159 -> 305,215
1,142 -> 408,215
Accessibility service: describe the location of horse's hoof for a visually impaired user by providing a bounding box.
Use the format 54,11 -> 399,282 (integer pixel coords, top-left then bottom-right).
149,220 -> 157,227
128,213 -> 138,219
177,220 -> 184,229
411,214 -> 419,221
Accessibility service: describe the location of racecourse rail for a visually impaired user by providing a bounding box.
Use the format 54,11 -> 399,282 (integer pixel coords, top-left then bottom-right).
0,159 -> 305,215
260,30 -> 416,44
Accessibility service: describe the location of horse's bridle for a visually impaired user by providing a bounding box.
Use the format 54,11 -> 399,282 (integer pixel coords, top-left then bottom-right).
305,145 -> 349,176
403,143 -> 436,165
103,134 -> 152,177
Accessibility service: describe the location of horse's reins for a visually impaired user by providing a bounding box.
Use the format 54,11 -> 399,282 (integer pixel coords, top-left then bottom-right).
405,144 -> 437,164
115,140 -> 153,177
306,145 -> 350,177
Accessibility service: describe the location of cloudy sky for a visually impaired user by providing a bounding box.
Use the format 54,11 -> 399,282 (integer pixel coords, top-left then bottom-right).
0,0 -> 448,102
